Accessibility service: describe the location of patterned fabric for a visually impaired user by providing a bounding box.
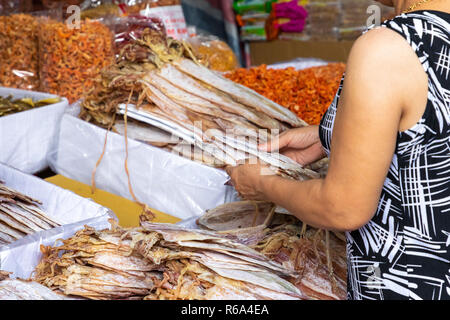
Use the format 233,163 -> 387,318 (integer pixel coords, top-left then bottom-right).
319,11 -> 450,300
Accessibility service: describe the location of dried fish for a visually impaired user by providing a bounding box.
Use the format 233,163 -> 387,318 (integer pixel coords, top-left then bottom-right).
172,59 -> 307,128
156,64 -> 280,129
0,273 -> 73,300
34,221 -> 307,300
0,183 -> 61,247
80,29 -> 319,179
196,201 -> 347,300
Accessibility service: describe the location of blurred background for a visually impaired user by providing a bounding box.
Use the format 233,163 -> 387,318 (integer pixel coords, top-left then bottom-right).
0,0 -> 395,67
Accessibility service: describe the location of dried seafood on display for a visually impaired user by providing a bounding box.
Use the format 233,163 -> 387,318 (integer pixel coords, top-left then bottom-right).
226,63 -> 346,125
0,14 -> 39,90
0,95 -> 61,117
0,271 -> 72,300
0,183 -> 61,246
197,201 -> 347,300
39,18 -> 115,104
34,221 -> 306,300
80,28 -> 320,180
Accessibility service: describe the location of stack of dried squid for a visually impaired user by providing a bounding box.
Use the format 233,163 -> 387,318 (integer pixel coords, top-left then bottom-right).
34,221 -> 307,300
0,183 -> 61,246
0,271 -> 71,300
80,29 -> 320,181
197,201 -> 347,300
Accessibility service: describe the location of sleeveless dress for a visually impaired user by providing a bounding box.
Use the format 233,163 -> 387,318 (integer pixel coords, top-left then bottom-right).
319,11 -> 450,300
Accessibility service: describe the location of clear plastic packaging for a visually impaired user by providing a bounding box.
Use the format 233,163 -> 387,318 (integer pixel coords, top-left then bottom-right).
0,14 -> 39,90
125,0 -> 187,39
113,14 -> 166,53
38,17 -> 115,103
187,35 -> 240,72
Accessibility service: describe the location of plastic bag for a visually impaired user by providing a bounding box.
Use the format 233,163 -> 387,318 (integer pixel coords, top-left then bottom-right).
0,14 -> 39,90
124,0 -> 187,39
187,35 -> 240,73
38,17 -> 115,103
113,14 -> 166,53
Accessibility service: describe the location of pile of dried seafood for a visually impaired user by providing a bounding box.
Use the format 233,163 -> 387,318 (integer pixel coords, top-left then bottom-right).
80,29 -> 320,180
34,220 -> 306,300
0,271 -> 71,300
0,183 -> 61,246
197,201 -> 347,300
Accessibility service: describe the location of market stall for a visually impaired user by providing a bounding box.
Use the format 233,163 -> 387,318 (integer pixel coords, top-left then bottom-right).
0,0 -> 356,301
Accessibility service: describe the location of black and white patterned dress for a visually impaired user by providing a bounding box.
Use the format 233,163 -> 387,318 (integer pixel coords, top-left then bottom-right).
319,11 -> 450,300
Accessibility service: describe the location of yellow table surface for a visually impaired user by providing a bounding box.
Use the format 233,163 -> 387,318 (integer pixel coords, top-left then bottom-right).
45,175 -> 181,228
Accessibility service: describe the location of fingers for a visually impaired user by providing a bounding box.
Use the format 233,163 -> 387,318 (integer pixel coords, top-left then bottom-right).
258,131 -> 291,152
225,166 -> 233,176
259,126 -> 320,153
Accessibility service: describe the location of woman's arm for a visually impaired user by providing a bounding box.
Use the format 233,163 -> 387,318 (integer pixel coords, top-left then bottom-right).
227,27 -> 428,232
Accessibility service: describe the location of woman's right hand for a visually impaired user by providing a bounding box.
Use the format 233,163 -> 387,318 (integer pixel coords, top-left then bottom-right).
258,125 -> 326,166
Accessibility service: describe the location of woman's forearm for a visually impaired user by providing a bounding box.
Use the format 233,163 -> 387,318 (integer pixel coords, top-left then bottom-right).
260,175 -> 358,232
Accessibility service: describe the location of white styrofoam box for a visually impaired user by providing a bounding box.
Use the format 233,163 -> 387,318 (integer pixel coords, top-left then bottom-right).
48,114 -> 238,220
0,87 -> 68,174
0,162 -> 116,279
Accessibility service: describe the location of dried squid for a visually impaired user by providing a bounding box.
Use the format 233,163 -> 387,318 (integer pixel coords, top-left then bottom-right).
80,28 -> 318,181
34,221 -> 307,300
196,201 -> 347,300
0,183 -> 61,247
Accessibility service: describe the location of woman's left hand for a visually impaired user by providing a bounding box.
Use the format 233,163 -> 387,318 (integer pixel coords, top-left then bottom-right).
225,160 -> 275,201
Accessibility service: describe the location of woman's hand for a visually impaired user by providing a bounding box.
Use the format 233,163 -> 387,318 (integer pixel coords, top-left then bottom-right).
225,161 -> 275,201
258,125 -> 326,166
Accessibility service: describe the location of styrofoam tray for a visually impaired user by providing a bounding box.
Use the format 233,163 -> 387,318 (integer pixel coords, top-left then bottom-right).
0,162 -> 116,279
0,87 -> 68,174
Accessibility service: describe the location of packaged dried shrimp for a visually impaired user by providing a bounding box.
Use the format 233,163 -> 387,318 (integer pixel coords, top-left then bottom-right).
39,18 -> 115,103
0,14 -> 39,90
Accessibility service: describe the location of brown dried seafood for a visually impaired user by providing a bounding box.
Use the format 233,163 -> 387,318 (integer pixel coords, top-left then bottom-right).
0,271 -> 72,300
197,201 -> 347,300
80,28 -> 318,180
34,221 -> 307,300
0,183 -> 61,246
